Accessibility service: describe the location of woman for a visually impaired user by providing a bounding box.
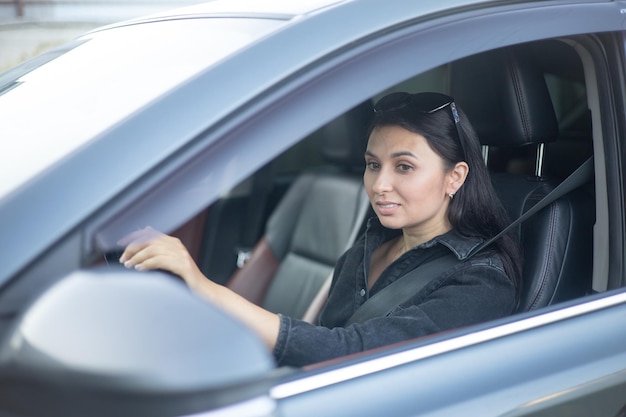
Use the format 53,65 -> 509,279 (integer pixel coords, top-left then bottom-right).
119,92 -> 522,367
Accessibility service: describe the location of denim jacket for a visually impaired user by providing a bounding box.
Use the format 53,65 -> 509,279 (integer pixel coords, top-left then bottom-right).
273,218 -> 517,367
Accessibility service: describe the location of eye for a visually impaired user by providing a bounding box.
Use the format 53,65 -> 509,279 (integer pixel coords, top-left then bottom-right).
366,161 -> 380,170
397,163 -> 413,172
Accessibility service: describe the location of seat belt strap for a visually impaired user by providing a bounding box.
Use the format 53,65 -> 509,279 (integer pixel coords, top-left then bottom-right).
467,156 -> 594,258
345,156 -> 594,326
345,252 -> 458,326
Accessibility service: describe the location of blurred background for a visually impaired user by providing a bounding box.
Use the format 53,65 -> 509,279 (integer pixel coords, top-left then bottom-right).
0,0 -> 204,71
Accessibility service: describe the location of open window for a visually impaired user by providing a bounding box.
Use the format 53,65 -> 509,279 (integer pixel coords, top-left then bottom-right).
159,37 -> 600,326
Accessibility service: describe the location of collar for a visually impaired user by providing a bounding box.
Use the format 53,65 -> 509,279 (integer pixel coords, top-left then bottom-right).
365,217 -> 484,261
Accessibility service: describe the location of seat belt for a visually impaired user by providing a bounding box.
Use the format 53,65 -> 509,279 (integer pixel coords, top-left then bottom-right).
467,155 -> 594,258
345,252 -> 458,326
344,156 -> 594,326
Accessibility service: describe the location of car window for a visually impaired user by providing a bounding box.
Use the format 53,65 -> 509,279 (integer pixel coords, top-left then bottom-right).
92,37 -> 605,309
127,36 -> 598,317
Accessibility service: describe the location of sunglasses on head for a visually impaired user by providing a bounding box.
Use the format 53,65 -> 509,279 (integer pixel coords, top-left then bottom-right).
373,92 -> 468,162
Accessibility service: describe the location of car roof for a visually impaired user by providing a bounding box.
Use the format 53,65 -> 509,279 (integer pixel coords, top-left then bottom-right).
107,0 -> 349,22
94,0 -> 504,33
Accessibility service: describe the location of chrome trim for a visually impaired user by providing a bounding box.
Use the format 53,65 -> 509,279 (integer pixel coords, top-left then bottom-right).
181,396 -> 276,417
271,291 -> 626,399
482,144 -> 489,166
535,142 -> 545,178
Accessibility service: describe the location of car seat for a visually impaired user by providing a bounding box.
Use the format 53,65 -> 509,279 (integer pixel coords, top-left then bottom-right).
226,102 -> 372,319
450,44 -> 595,311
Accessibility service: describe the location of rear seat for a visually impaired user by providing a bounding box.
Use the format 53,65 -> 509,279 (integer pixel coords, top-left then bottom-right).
227,102 -> 372,319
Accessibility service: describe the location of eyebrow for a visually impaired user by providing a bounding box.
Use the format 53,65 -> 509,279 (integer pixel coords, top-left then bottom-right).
391,151 -> 417,159
364,150 -> 418,159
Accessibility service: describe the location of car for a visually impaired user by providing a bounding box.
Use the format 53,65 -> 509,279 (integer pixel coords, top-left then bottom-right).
0,0 -> 625,415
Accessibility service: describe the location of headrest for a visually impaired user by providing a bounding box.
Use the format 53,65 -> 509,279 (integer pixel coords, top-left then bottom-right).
319,100 -> 373,170
450,45 -> 559,148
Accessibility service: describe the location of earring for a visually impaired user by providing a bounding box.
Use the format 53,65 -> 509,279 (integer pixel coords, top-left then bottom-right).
449,193 -> 455,200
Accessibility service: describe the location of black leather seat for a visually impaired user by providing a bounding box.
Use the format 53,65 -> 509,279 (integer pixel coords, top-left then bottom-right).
450,44 -> 595,311
227,102 -> 372,318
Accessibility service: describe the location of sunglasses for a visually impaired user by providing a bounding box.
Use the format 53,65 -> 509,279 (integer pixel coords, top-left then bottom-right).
373,92 -> 468,161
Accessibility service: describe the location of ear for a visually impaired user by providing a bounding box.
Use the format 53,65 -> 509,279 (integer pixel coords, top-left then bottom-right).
446,161 -> 469,196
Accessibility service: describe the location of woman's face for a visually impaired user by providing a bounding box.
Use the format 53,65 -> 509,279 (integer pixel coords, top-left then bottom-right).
364,125 -> 457,237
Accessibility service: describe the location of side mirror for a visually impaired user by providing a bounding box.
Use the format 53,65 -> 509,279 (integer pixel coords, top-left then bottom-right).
0,267 -> 275,417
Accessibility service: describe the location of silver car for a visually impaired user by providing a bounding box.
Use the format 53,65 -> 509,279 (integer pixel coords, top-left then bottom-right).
0,0 -> 625,416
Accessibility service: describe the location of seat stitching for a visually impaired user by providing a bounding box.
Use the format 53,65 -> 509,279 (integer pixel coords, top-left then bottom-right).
529,202 -> 559,309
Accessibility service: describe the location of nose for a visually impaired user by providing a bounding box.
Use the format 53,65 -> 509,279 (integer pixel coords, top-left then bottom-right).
370,168 -> 393,195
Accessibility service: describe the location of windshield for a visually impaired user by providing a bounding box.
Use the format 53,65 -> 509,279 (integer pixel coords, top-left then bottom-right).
0,17 -> 283,200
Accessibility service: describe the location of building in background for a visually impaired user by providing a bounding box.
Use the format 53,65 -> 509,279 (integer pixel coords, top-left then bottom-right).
0,0 -> 204,71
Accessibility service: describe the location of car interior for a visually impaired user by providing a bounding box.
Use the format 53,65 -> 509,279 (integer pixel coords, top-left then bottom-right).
170,36 -> 597,331
450,42 -> 594,311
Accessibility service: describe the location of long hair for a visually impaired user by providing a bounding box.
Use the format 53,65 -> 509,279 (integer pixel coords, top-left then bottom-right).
368,97 -> 523,296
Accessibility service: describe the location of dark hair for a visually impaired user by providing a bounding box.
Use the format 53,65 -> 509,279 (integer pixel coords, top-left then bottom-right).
368,93 -> 523,296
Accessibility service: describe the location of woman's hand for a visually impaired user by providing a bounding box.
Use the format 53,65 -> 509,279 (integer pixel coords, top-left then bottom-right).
118,227 -> 205,291
117,227 -> 280,350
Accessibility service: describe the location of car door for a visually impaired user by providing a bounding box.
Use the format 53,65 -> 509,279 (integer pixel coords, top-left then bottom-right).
2,1 -> 626,416
254,2 -> 626,416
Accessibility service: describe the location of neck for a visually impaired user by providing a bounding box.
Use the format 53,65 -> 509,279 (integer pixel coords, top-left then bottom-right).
393,237 -> 408,260
401,222 -> 452,251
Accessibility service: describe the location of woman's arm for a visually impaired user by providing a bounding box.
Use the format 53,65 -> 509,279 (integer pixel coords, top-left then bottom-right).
118,228 -> 280,350
275,258 -> 516,367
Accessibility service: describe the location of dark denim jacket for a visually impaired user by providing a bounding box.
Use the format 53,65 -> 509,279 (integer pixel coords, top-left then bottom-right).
273,218 -> 517,367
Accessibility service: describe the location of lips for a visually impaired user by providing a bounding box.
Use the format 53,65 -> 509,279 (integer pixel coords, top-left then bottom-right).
376,200 -> 400,215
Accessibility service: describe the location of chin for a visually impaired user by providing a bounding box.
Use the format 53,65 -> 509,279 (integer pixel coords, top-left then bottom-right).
377,216 -> 404,230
